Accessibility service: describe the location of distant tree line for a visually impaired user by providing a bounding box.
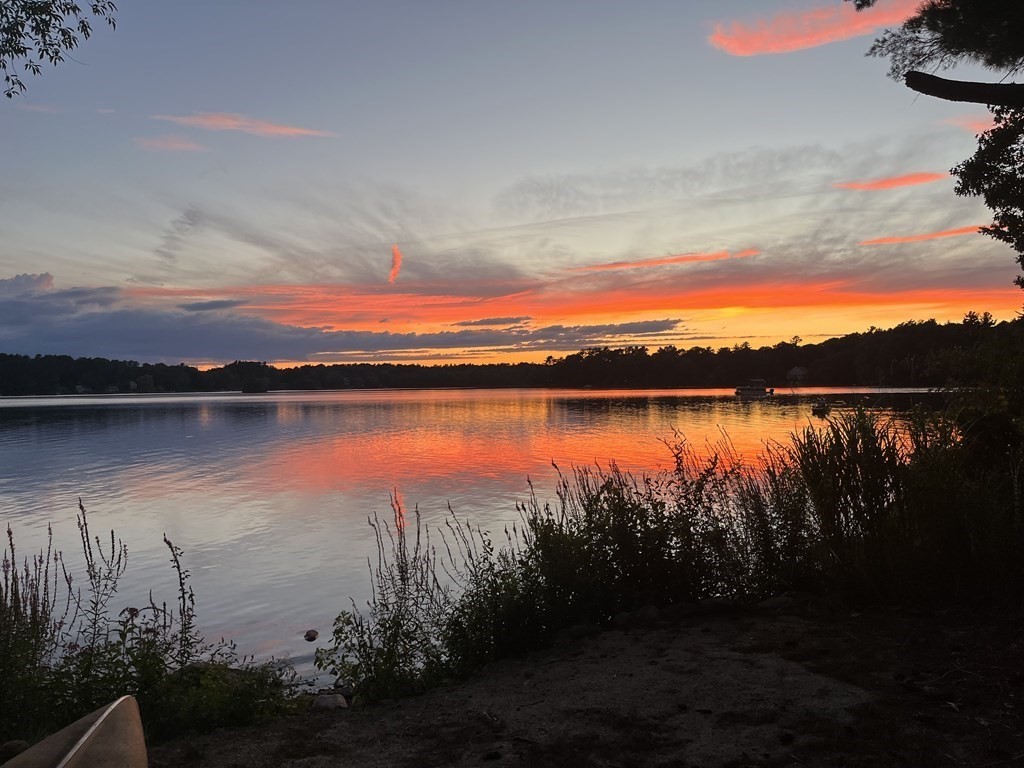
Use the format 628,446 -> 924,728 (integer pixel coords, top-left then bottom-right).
0,313 -> 1019,397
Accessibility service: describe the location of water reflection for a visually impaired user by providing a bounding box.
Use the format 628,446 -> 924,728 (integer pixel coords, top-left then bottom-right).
0,387 -> 936,671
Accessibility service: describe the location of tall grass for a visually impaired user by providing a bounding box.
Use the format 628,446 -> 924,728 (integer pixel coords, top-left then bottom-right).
0,523 -> 71,738
315,501 -> 452,700
318,409 -> 1024,701
0,502 -> 294,744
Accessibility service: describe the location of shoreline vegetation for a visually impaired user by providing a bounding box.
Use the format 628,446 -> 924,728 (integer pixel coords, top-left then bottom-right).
3,405 -> 1023,754
311,408 -> 1024,702
1,313 -> 1021,396
0,503 -> 292,747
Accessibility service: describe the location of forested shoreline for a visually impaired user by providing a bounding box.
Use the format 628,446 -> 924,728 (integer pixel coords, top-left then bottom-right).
1,313 -> 1019,396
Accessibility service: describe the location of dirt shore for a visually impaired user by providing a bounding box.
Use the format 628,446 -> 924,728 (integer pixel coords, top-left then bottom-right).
150,601 -> 1023,767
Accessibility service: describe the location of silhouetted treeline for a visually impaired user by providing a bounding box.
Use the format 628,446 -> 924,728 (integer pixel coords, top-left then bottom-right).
2,313 -> 1021,396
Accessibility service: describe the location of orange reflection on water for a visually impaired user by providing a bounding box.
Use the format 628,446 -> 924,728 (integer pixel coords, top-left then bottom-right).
236,390 -> 839,498
1,388 -> 918,674
274,401 -> 305,425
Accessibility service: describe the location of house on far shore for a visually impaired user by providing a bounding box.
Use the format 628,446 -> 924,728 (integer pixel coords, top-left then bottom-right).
787,366 -> 808,386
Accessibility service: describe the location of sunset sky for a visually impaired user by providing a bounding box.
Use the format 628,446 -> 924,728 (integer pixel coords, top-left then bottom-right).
1,0 -> 1018,365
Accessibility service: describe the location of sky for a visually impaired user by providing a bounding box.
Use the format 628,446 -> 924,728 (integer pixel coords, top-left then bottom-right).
0,0 -> 1019,366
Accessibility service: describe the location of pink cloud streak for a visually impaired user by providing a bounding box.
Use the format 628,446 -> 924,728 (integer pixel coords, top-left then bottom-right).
389,244 -> 403,284
151,112 -> 334,138
134,135 -> 210,152
577,249 -> 760,272
834,172 -> 947,190
859,225 -> 983,246
945,115 -> 996,134
709,0 -> 920,56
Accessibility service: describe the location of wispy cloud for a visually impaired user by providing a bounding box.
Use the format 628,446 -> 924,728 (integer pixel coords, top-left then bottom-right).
151,112 -> 334,138
708,0 -> 920,56
389,244 -> 403,284
859,224 -> 983,246
453,317 -> 532,327
834,172 -> 947,191
576,249 -> 760,272
0,273 -> 55,297
179,299 -> 249,312
134,135 -> 211,152
945,115 -> 996,134
494,145 -> 844,222
154,207 -> 206,263
17,103 -> 61,113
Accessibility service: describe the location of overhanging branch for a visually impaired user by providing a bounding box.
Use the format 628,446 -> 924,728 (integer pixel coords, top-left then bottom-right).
906,71 -> 1024,108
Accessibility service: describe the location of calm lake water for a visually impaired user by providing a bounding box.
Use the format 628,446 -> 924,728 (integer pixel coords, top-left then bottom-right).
0,387 -> 931,674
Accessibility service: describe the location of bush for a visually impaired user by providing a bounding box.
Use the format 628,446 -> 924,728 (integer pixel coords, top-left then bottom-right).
791,409 -> 1024,599
315,500 -> 452,701
0,524 -> 70,740
0,501 -> 294,744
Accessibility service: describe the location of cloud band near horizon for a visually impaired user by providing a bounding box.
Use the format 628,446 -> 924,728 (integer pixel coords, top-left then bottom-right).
3,267 -> 1020,364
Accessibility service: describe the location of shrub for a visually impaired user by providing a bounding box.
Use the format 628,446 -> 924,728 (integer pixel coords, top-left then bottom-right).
315,500 -> 452,702
791,409 -> 1024,600
0,524 -> 71,740
0,502 -> 294,744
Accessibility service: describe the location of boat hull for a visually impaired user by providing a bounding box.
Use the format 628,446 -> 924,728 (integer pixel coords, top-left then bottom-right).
5,696 -> 147,768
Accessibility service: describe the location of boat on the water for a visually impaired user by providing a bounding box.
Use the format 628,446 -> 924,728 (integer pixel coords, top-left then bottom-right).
735,379 -> 774,400
5,695 -> 147,768
811,398 -> 831,417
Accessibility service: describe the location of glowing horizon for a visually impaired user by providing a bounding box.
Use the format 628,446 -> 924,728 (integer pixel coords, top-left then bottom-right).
108,259 -> 1022,365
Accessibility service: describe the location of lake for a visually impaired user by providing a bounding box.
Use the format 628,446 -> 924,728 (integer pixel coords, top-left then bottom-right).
0,387 -> 931,674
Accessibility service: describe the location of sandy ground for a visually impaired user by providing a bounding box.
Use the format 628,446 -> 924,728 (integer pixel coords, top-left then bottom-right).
149,602 -> 1023,767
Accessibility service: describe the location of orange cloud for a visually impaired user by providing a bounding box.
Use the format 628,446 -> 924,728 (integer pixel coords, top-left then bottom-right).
577,249 -> 760,272
536,280 -> 1019,321
123,265 -> 1024,365
389,244 -> 403,284
134,135 -> 211,152
151,113 -> 334,138
834,172 -> 946,190
945,115 -> 996,134
858,225 -> 983,246
127,269 -> 1017,339
709,0 -> 920,56
127,283 -> 497,331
